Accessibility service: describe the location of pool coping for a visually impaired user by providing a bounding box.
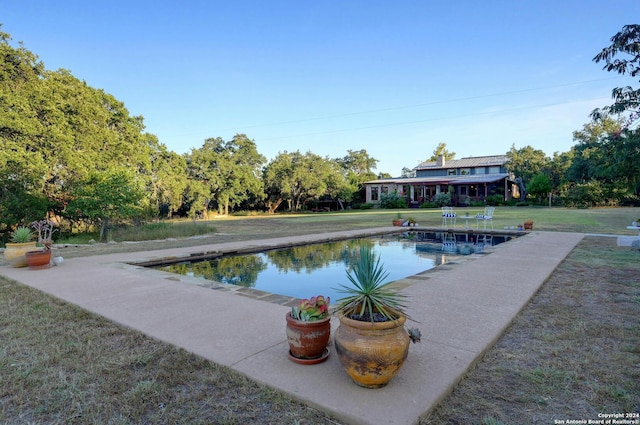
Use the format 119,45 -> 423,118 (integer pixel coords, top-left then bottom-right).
0,228 -> 584,425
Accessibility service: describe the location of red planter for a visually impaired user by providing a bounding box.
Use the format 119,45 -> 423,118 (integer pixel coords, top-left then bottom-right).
285,312 -> 331,364
25,250 -> 52,269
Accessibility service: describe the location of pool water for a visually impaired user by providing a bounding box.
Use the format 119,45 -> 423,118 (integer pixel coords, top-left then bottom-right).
155,234 -> 462,302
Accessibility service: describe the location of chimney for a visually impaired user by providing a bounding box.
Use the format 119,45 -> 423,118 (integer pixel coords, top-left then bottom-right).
436,155 -> 445,167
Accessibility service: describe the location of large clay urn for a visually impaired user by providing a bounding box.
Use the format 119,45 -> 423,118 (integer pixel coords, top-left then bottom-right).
4,242 -> 37,268
334,311 -> 410,388
285,312 -> 331,364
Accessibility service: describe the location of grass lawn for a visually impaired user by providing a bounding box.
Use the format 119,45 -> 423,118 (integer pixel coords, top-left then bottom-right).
1,207 -> 639,424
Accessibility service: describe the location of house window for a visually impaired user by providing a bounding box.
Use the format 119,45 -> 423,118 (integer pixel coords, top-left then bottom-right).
447,169 -> 456,176
488,166 -> 500,174
381,186 -> 389,194
475,167 -> 486,174
371,187 -> 379,201
460,168 -> 470,175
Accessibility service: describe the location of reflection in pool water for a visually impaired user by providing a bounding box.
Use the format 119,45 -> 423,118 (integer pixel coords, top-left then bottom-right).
155,234 -> 461,301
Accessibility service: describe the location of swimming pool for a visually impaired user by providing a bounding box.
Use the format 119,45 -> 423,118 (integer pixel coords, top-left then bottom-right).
153,234 -> 464,302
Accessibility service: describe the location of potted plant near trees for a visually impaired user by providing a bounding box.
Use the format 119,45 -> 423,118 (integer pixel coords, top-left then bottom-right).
25,220 -> 58,269
333,246 -> 421,388
285,295 -> 331,364
523,219 -> 534,230
4,226 -> 36,268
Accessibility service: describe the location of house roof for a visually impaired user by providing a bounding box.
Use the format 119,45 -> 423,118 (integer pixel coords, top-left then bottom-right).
364,173 -> 510,185
414,155 -> 508,171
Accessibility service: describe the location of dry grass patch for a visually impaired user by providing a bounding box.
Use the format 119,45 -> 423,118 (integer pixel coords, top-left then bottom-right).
423,236 -> 640,424
0,279 -> 339,425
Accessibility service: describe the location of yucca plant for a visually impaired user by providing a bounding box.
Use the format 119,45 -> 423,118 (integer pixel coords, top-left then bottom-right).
10,227 -> 34,243
334,246 -> 408,322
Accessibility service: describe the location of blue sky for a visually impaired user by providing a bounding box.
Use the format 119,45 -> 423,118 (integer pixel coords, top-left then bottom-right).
2,1 -> 638,175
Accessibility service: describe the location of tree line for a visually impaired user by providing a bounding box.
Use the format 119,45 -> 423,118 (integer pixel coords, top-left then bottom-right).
1,25 -> 639,240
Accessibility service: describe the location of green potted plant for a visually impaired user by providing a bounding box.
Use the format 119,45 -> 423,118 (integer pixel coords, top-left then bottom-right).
392,213 -> 405,227
333,246 -> 421,388
24,220 -> 58,269
4,226 -> 37,268
286,295 -> 331,364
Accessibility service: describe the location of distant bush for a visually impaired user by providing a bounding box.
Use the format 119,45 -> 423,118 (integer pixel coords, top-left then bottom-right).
420,202 -> 437,208
380,192 -> 407,209
433,193 -> 451,207
562,181 -> 605,208
485,195 -> 504,206
359,203 -> 375,209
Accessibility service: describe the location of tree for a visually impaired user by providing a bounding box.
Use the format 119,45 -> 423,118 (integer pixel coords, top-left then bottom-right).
526,173 -> 552,204
591,24 -> 640,127
567,117 -> 622,183
336,149 -> 378,204
146,136 -> 188,218
0,28 -> 158,230
504,144 -> 550,186
400,167 -> 415,178
428,142 -> 456,161
186,135 -> 266,217
263,151 -> 343,213
66,168 -> 145,241
584,24 -> 640,202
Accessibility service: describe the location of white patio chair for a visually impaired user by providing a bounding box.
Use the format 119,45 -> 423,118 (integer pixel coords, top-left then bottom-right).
442,206 -> 457,228
476,206 -> 495,230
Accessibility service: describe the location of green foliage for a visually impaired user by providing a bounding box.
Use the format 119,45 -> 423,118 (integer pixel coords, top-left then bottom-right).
562,181 -> 606,208
379,192 -> 407,209
67,168 -> 145,241
290,296 -> 330,321
433,192 -> 451,207
428,142 -> 456,161
9,227 -> 34,243
337,149 -> 378,203
527,173 -> 552,204
262,151 -> 347,213
485,195 -> 504,206
419,202 -> 437,208
359,203 -> 374,209
186,135 -> 266,217
591,24 -> 640,121
505,145 -> 550,185
334,246 -> 407,322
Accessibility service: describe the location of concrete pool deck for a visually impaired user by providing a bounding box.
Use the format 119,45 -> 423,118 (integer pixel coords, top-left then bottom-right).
0,229 -> 584,425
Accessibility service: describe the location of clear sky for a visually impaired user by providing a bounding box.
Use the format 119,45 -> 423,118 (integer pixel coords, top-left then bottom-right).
2,1 -> 638,176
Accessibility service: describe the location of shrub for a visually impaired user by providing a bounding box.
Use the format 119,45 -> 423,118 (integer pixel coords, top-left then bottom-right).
562,181 -> 605,208
433,192 -> 451,207
485,195 -> 504,206
359,203 -> 375,210
380,192 -> 407,209
419,202 -> 437,208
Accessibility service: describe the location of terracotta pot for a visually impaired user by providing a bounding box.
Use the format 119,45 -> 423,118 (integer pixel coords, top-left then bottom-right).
25,249 -> 52,269
334,311 -> 410,388
285,312 -> 331,364
4,242 -> 38,268
524,222 -> 533,230
392,219 -> 405,226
